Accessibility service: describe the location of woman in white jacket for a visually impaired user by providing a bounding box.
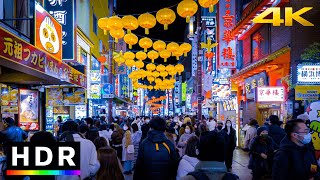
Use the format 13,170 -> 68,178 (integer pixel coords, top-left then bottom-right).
176,136 -> 200,180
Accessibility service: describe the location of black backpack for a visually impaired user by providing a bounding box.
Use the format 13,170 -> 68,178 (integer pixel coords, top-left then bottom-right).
187,170 -> 239,180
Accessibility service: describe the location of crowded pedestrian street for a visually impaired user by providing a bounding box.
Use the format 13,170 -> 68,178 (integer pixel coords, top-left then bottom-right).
0,0 -> 320,180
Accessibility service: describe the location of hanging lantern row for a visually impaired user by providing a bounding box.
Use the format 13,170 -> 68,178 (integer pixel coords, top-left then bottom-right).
146,96 -> 167,104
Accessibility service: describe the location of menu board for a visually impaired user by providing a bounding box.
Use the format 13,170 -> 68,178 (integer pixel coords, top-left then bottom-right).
46,88 -> 63,106
46,106 -> 54,132
19,89 -> 39,131
1,84 -> 18,106
63,88 -> 86,105
1,106 -> 19,114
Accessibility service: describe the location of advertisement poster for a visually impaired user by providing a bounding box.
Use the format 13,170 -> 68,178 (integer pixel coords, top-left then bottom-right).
1,84 -> 18,106
63,88 -> 85,105
46,88 -> 63,106
35,2 -> 62,60
1,106 -> 19,114
19,89 -> 39,131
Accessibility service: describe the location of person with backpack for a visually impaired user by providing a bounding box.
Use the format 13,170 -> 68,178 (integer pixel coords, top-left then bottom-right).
180,130 -> 239,180
133,116 -> 178,180
273,119 -> 320,180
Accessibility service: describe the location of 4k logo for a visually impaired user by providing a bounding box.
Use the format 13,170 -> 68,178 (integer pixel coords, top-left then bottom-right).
253,7 -> 314,26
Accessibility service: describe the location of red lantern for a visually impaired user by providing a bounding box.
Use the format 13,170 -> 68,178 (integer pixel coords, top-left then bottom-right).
98,56 -> 107,74
205,52 -> 214,60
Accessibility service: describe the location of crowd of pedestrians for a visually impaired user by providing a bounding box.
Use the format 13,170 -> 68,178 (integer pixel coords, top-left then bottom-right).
0,113 -> 319,180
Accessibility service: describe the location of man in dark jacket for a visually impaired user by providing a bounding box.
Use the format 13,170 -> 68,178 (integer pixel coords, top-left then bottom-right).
268,115 -> 285,149
140,116 -> 150,141
1,117 -> 27,143
134,116 -> 178,180
273,119 -> 320,180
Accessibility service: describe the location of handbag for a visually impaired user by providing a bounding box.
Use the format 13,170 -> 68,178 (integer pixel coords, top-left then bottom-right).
127,144 -> 134,154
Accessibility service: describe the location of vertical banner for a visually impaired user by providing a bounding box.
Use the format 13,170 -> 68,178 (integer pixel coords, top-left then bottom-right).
44,0 -> 76,60
19,89 -> 39,131
182,83 -> 187,101
191,37 -> 198,77
218,0 -> 236,69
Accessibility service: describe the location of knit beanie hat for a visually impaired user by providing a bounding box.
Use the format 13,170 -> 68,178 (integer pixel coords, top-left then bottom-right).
257,126 -> 268,136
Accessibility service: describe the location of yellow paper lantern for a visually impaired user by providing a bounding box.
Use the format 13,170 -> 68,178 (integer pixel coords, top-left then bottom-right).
166,64 -> 175,72
123,51 -> 135,60
148,86 -> 154,90
147,76 -> 155,83
175,64 -> 184,75
168,70 -> 177,77
110,29 -> 125,43
125,59 -> 135,67
146,70 -> 152,77
152,71 -> 160,78
107,16 -> 123,30
135,51 -> 147,62
167,42 -> 180,54
179,43 -> 192,57
160,71 -> 168,78
155,78 -> 162,84
135,61 -> 144,69
153,40 -> 167,52
139,37 -> 153,52
177,0 -> 198,23
156,8 -> 176,30
124,33 -> 138,49
156,64 -> 166,72
199,0 -> 219,13
163,79 -> 170,85
147,50 -> 159,63
170,78 -> 176,84
172,50 -> 183,60
160,50 -> 171,62
98,17 -> 110,35
122,15 -> 139,33
146,63 -> 156,72
138,13 -> 156,35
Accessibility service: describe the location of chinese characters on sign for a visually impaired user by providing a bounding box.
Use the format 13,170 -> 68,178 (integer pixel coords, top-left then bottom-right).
45,0 -> 76,60
251,25 -> 269,62
257,87 -> 285,102
297,64 -> 320,84
244,72 -> 267,99
218,0 -> 236,68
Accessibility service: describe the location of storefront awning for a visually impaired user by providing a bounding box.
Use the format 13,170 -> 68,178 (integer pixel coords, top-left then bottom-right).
230,46 -> 290,81
113,96 -> 132,105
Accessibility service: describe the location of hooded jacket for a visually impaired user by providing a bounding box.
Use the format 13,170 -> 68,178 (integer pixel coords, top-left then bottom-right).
134,130 -> 178,180
272,136 -> 319,180
176,155 -> 200,180
267,124 -> 285,149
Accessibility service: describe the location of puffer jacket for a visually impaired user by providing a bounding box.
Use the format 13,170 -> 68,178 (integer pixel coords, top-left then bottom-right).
134,130 -> 178,180
176,155 -> 199,180
1,126 -> 27,142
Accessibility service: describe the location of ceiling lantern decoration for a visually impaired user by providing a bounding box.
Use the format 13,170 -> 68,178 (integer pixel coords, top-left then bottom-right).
166,64 -> 175,72
146,63 -> 156,72
110,29 -> 125,43
135,60 -> 145,69
153,40 -> 166,52
160,71 -> 168,78
122,15 -> 139,33
199,0 -> 219,13
139,37 -> 153,52
138,13 -> 157,35
156,64 -> 166,72
124,51 -> 135,61
113,51 -> 125,65
166,42 -> 179,54
135,51 -> 147,61
177,0 -> 198,23
125,59 -> 135,67
124,33 -> 138,49
152,71 -> 160,78
175,64 -> 184,75
160,50 -> 171,62
98,17 -> 110,35
107,16 -> 123,30
179,43 -> 192,57
156,8 -> 176,30
147,50 -> 159,63
147,76 -> 155,83
172,50 -> 183,60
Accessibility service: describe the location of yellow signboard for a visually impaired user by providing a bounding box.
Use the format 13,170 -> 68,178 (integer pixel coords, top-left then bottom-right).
295,86 -> 320,100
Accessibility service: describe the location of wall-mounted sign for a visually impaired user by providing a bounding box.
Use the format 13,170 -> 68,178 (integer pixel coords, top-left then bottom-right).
297,64 -> 320,84
90,84 -> 101,99
19,89 -> 39,131
212,78 -> 231,100
90,70 -> 101,83
1,84 -> 18,106
257,87 -> 285,102
251,25 -> 270,62
46,88 -> 63,106
218,0 -> 236,69
63,88 -> 86,105
295,86 -> 320,100
44,0 -> 76,60
181,83 -> 187,101
35,2 -> 62,60
245,72 -> 267,99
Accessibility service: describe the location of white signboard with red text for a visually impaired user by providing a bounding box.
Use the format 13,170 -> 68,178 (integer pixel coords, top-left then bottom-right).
257,87 -> 285,102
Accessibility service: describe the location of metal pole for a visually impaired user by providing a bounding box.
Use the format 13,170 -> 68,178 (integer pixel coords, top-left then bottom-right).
108,0 -> 114,123
196,6 -> 202,122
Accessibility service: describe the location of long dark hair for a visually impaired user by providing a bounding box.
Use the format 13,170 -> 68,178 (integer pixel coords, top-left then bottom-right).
96,147 -> 124,180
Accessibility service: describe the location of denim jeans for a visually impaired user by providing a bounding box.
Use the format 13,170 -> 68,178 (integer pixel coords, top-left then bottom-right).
124,160 -> 132,172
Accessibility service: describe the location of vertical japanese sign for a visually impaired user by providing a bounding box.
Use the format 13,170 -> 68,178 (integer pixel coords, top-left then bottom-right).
181,83 -> 187,101
44,0 -> 76,60
191,37 -> 198,77
202,16 -> 217,77
35,2 -> 62,60
244,72 -> 267,99
218,0 -> 236,68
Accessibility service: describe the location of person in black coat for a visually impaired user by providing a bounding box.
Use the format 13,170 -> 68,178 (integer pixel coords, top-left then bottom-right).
250,126 -> 274,180
140,117 -> 150,141
268,115 -> 286,149
273,119 -> 320,180
134,116 -> 178,180
223,120 -> 237,170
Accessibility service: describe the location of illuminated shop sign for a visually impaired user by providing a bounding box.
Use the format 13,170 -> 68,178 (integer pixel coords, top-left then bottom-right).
257,87 -> 285,102
295,86 -> 320,100
297,64 -> 320,84
244,72 -> 267,99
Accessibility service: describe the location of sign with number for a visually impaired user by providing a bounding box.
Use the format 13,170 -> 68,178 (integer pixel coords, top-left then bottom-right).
257,87 -> 285,102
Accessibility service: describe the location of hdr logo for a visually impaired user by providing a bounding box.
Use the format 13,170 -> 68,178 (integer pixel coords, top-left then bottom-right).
5,142 -> 80,176
253,7 -> 314,27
